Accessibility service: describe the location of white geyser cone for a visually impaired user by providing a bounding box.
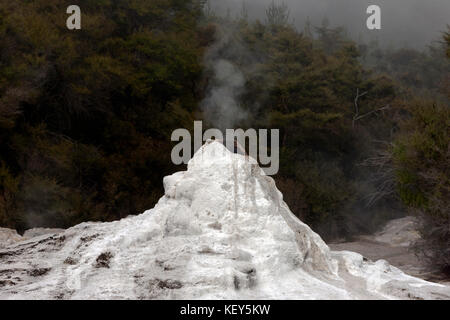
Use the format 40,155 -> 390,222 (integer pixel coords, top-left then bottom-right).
0,141 -> 449,300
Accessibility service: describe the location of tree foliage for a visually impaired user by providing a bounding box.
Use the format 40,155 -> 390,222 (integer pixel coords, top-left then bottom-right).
393,101 -> 449,274
391,30 -> 450,274
0,0 -> 206,230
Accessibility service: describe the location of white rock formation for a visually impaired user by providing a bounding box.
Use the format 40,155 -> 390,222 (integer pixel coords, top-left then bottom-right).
23,228 -> 65,240
374,216 -> 421,247
0,228 -> 24,249
0,141 -> 449,299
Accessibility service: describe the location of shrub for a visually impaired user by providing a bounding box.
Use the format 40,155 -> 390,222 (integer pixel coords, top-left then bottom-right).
393,101 -> 450,274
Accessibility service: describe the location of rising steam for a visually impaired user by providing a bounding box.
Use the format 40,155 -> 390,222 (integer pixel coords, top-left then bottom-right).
200,26 -> 250,131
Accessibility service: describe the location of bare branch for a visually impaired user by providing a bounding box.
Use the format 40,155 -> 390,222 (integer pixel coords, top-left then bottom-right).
351,88 -> 390,129
354,104 -> 391,122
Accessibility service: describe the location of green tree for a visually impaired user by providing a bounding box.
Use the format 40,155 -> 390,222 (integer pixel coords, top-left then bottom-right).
0,0 -> 207,230
265,1 -> 290,28
393,101 -> 449,274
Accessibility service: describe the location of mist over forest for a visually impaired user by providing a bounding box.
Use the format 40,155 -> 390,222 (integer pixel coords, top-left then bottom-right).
209,0 -> 450,48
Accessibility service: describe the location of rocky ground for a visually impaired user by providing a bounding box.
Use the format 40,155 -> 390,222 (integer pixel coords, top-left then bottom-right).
330,217 -> 448,284
0,228 -> 64,249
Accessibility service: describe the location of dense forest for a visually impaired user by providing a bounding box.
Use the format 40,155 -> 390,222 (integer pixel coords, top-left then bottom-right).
0,1 -> 448,273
